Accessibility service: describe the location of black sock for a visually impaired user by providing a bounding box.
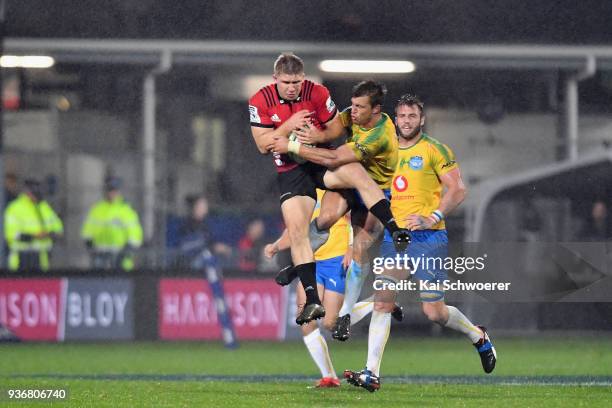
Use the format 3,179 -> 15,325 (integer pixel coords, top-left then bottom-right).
275,249 -> 298,285
369,199 -> 400,234
277,248 -> 294,270
294,262 -> 320,305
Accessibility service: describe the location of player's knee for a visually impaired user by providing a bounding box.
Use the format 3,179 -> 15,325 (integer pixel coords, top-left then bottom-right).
363,223 -> 383,237
374,301 -> 395,313
322,316 -> 336,332
315,213 -> 335,230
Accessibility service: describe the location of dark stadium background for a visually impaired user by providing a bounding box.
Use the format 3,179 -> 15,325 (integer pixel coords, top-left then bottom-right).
1,2 -> 612,406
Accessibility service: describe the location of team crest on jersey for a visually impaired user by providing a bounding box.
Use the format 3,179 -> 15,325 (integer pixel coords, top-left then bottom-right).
249,105 -> 260,123
409,156 -> 424,170
393,175 -> 408,192
326,96 -> 335,113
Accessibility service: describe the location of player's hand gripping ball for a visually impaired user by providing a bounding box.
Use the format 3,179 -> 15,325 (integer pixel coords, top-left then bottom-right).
288,125 -> 314,164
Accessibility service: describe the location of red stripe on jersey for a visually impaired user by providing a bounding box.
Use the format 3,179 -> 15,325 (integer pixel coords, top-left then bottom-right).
259,86 -> 272,107
266,86 -> 276,107
302,80 -> 312,101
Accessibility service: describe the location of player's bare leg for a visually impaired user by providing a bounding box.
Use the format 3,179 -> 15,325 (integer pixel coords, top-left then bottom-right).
281,195 -> 324,324
313,189 -> 349,233
421,299 -> 497,373
298,283 -> 342,388
274,191 -> 348,286
323,163 -> 410,251
345,266 -> 407,392
333,210 -> 381,341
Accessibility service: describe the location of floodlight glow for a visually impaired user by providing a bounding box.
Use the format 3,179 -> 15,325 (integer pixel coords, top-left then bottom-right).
319,60 -> 415,73
1,55 -> 55,68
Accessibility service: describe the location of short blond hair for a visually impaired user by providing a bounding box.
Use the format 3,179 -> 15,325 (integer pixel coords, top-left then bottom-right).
274,53 -> 304,76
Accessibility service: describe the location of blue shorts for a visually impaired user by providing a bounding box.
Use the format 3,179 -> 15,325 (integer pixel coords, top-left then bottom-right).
380,230 -> 449,302
316,255 -> 346,294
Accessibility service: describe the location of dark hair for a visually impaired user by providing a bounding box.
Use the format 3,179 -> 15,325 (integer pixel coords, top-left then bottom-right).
185,193 -> 206,209
104,176 -> 122,191
396,93 -> 424,114
352,80 -> 386,108
274,53 -> 304,76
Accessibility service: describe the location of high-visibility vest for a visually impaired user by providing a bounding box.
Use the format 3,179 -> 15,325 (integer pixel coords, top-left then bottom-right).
4,193 -> 63,271
81,196 -> 143,270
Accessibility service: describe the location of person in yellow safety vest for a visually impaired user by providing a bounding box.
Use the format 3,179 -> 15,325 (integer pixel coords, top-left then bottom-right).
81,176 -> 143,271
4,178 -> 63,271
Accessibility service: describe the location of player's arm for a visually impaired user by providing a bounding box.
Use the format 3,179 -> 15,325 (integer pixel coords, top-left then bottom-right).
272,136 -> 359,169
294,85 -> 345,144
293,113 -> 347,144
251,110 -> 312,154
342,215 -> 353,270
405,167 -> 467,230
263,228 -> 290,258
437,167 -> 467,216
297,143 -> 360,168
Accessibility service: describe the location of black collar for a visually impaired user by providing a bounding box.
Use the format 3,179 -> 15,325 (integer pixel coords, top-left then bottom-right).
275,84 -> 302,104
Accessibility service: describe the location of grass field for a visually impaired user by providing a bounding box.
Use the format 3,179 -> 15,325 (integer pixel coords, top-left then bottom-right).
2,336 -> 612,407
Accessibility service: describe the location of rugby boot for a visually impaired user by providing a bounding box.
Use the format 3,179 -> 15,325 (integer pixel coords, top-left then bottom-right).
474,325 -> 497,373
343,369 -> 380,392
331,314 -> 351,341
296,303 -> 326,325
391,303 -> 404,322
315,377 -> 341,388
392,228 -> 411,252
275,265 -> 298,286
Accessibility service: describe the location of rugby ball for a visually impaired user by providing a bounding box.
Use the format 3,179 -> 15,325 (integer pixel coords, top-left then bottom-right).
287,131 -> 313,164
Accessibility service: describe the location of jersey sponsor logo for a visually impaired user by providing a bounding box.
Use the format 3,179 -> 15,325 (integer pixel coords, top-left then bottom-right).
355,143 -> 369,158
393,175 -> 408,192
441,160 -> 456,169
271,113 -> 281,122
326,96 -> 335,113
409,156 -> 424,170
249,105 -> 261,123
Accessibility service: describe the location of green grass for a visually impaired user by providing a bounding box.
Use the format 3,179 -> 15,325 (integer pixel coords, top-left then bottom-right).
1,337 -> 612,407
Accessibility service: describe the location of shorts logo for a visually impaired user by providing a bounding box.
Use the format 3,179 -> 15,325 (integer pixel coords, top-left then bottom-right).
329,278 -> 337,287
326,96 -> 336,113
409,156 -> 424,170
271,114 -> 281,122
249,105 -> 261,123
393,175 -> 408,192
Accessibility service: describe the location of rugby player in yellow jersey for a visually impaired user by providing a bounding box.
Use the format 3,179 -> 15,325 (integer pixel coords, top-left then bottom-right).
344,94 -> 497,393
264,189 -> 351,388
272,81 -> 406,339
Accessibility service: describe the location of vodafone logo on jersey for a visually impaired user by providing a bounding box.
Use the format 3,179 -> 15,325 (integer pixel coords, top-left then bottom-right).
393,175 -> 408,192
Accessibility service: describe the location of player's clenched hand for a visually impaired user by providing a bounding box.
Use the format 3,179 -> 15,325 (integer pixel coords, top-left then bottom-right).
294,124 -> 323,145
263,243 -> 279,259
284,110 -> 313,131
405,214 -> 435,231
342,246 -> 353,271
272,136 -> 290,154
